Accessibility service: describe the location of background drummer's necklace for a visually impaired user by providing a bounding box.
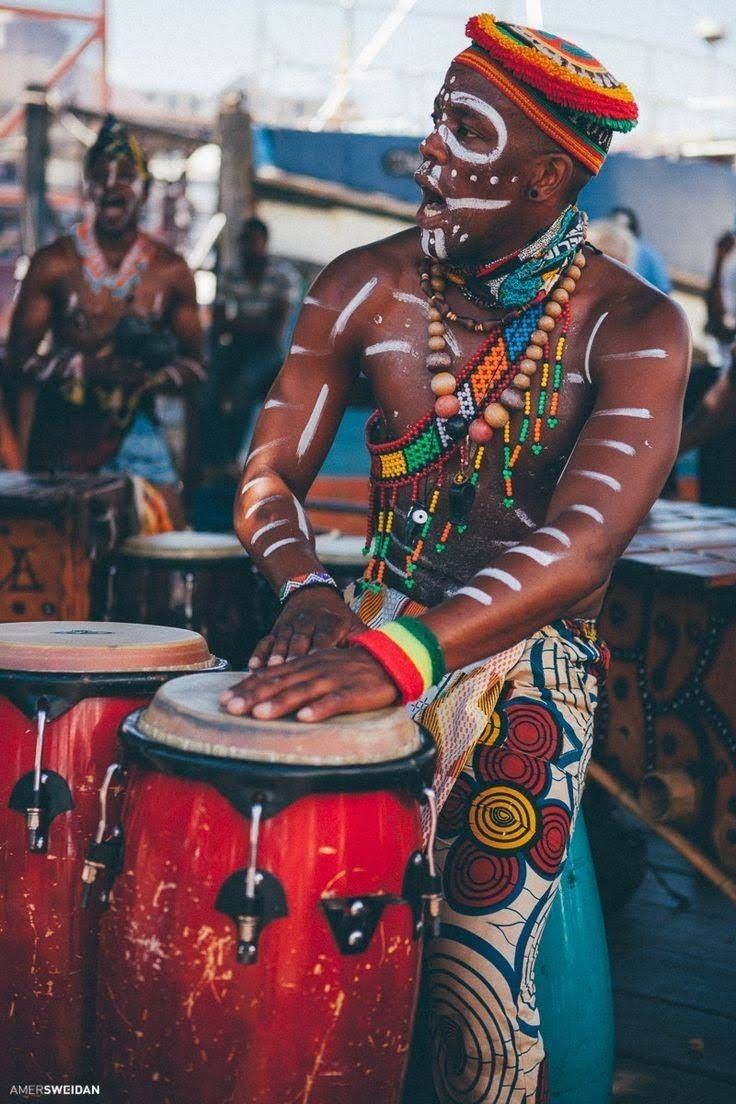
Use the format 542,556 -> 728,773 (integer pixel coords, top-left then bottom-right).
362,235 -> 586,591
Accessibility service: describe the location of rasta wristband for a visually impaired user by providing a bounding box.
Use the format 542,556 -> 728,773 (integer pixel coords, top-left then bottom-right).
278,572 -> 339,605
351,617 -> 446,704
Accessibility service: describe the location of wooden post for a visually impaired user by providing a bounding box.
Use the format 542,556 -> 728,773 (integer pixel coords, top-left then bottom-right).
216,91 -> 254,274
21,84 -> 51,257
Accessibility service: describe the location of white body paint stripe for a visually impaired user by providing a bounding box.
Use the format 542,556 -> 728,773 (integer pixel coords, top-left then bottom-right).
297,383 -> 329,460
330,277 -> 377,341
456,585 -> 493,606
365,340 -> 412,356
587,438 -> 636,456
244,493 -> 283,519
246,437 -> 286,464
571,469 -> 622,492
536,526 -> 571,548
292,495 -> 311,541
515,508 -> 535,529
602,348 -> 667,360
584,311 -> 609,384
264,399 -> 287,410
262,537 -> 300,558
393,291 -> 426,308
567,504 -> 605,524
445,197 -> 511,210
251,518 -> 288,544
240,475 -> 274,496
476,567 -> 522,591
592,407 -> 653,419
505,545 -> 558,566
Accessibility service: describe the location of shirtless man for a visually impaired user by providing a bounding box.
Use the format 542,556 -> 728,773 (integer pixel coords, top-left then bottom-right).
5,115 -> 204,506
223,14 -> 689,1103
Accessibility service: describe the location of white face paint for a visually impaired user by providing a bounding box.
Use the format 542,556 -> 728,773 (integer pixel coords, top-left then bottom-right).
536,526 -> 571,548
571,469 -> 622,492
587,438 -> 636,456
297,383 -> 329,460
420,229 -> 432,257
476,567 -> 521,592
602,348 -> 668,361
262,537 -> 300,559
432,228 -> 448,259
567,504 -> 605,524
440,91 -> 508,165
445,197 -> 510,211
451,169 -> 458,178
505,545 -> 558,567
459,234 -> 468,243
584,311 -> 609,384
106,161 -> 119,188
250,518 -> 288,544
330,277 -> 377,342
366,340 -> 413,356
456,585 -> 493,607
470,174 -> 478,182
592,407 -> 653,420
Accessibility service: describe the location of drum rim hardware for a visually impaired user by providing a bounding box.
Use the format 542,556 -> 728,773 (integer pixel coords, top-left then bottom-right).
81,763 -> 125,908
320,894 -> 406,955
8,697 -> 74,853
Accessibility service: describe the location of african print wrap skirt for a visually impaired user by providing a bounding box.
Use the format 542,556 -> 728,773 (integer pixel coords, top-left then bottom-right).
350,583 -> 608,1104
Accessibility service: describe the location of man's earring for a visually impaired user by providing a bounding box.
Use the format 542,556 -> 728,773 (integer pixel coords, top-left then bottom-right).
528,187 -> 540,199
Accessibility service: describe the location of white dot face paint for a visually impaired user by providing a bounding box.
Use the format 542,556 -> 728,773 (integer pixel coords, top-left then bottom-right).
330,277 -> 377,342
536,527 -> 571,548
571,469 -> 622,492
459,234 -> 468,243
443,91 -> 508,165
456,585 -> 493,607
262,537 -> 300,559
297,383 -> 329,461
491,176 -> 499,185
567,504 -> 605,524
505,545 -> 558,567
365,340 -> 413,357
587,438 -> 636,456
373,314 -> 383,324
602,348 -> 667,361
584,311 -> 609,384
470,174 -> 478,182
476,567 -> 522,592
451,170 -> 458,178
592,408 -> 653,420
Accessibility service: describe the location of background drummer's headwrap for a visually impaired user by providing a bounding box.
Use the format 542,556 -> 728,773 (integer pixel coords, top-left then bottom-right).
455,14 -> 638,174
84,113 -> 151,182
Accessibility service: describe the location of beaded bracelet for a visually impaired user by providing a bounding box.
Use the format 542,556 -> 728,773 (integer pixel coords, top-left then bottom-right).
351,617 -> 446,704
278,572 -> 339,605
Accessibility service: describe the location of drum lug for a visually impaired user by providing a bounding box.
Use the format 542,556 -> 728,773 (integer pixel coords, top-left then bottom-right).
320,894 -> 404,955
81,763 -> 125,907
402,852 -> 442,941
214,868 -> 288,964
8,770 -> 74,853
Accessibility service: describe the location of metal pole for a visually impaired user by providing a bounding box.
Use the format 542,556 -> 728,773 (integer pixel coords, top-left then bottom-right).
217,92 -> 254,274
100,0 -> 109,112
525,1 -> 544,28
21,85 -> 51,256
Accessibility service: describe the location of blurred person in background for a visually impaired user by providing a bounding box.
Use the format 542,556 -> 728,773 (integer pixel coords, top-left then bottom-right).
4,115 -> 205,525
587,217 -> 637,267
204,217 -> 301,469
610,205 -> 671,292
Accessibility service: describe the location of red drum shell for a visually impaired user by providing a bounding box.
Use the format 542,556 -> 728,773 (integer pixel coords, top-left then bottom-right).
0,622 -> 225,1086
97,750 -> 428,1103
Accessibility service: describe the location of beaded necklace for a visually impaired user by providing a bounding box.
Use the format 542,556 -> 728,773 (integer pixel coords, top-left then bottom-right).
362,243 -> 586,591
72,218 -> 153,301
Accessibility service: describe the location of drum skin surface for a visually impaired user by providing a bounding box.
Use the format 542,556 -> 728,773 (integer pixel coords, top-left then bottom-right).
0,692 -> 144,1084
97,768 -> 424,1104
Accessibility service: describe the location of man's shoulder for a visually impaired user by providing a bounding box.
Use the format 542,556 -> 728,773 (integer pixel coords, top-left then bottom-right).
144,235 -> 194,284
25,236 -> 74,286
585,249 -> 686,333
316,228 -> 418,297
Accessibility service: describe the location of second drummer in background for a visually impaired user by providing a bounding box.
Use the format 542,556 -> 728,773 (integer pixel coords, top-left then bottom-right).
3,115 -> 206,526
222,12 -> 690,1104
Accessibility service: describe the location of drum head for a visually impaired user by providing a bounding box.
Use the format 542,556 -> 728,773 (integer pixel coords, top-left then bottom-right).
120,531 -> 246,561
314,532 -> 367,568
137,672 -> 421,766
0,622 -> 217,673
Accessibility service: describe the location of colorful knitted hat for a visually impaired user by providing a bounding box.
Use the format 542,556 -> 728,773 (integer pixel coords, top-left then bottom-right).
84,113 -> 151,182
454,14 -> 638,174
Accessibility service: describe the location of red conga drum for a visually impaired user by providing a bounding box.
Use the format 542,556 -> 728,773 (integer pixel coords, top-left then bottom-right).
97,671 -> 436,1104
0,622 -> 226,1087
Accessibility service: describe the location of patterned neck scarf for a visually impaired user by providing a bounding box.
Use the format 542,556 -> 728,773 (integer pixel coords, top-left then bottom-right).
447,205 -> 587,311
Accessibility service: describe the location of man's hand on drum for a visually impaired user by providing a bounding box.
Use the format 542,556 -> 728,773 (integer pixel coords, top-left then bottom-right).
220,647 -> 399,722
247,588 -> 366,669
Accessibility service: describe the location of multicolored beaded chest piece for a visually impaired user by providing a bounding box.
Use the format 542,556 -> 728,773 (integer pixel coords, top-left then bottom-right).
362,249 -> 582,591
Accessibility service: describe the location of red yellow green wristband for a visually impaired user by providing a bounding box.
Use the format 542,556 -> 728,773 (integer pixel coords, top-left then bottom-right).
351,616 -> 446,704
